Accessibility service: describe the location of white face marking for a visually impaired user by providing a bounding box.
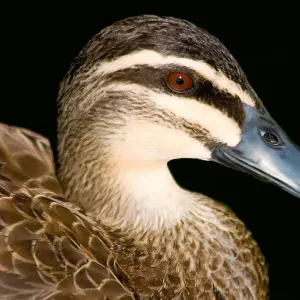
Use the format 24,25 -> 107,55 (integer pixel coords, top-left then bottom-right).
99,83 -> 241,147
111,119 -> 211,162
94,49 -> 255,107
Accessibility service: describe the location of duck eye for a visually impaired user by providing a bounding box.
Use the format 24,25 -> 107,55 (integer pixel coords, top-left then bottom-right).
167,72 -> 193,93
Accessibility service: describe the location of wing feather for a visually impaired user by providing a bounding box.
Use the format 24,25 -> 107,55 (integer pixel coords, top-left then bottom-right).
0,123 -> 135,299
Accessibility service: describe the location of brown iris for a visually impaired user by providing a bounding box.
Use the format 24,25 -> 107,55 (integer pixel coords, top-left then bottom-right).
167,72 -> 193,93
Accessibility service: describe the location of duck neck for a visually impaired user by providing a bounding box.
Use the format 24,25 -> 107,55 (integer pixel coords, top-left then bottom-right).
59,119 -> 230,233
86,152 -> 235,238
99,158 -> 204,231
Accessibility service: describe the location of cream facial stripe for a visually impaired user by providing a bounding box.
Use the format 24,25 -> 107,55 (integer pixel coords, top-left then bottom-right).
95,49 -> 255,107
100,83 -> 241,147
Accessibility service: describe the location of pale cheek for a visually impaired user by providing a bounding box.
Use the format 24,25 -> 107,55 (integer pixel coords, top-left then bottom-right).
110,120 -> 212,162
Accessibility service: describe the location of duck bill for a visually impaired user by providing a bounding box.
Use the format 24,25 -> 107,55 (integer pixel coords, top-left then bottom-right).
212,105 -> 300,199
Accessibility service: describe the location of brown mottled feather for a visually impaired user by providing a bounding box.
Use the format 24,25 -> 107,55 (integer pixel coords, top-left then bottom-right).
0,123 -> 135,299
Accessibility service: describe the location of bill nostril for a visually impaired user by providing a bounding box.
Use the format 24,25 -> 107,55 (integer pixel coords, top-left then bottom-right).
258,129 -> 284,147
263,132 -> 280,145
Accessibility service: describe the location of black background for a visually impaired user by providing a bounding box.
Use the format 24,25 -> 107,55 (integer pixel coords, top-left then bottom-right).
2,3 -> 299,299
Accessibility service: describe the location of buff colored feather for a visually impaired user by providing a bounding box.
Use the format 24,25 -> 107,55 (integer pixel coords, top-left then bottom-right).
0,123 -> 135,299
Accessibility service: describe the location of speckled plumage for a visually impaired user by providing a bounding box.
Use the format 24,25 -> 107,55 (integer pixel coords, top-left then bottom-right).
0,124 -> 136,299
1,15 -> 270,299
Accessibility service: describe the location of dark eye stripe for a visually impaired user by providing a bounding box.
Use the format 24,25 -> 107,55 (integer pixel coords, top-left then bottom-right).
99,64 -> 245,126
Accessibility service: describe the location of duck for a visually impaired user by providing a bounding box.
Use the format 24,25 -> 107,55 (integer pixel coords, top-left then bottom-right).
0,15 -> 299,300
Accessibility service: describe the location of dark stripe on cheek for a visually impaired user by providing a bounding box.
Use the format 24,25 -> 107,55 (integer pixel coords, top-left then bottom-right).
195,79 -> 245,126
100,65 -> 245,126
90,92 -> 215,145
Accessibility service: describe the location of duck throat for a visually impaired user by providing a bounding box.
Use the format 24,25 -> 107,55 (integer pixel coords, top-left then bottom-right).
88,119 -> 214,231
101,158 -> 201,230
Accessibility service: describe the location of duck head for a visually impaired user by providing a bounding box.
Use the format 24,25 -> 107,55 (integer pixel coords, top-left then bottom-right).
57,15 -> 300,225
